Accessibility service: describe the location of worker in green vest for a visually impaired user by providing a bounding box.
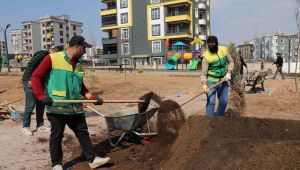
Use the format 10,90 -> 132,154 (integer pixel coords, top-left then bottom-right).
31,36 -> 110,170
201,36 -> 234,116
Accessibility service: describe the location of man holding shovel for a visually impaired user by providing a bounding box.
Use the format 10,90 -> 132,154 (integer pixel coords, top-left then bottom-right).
31,35 -> 110,170
201,36 -> 234,116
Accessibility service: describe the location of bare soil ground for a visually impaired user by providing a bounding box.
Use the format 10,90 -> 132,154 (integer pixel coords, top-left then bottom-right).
0,71 -> 299,169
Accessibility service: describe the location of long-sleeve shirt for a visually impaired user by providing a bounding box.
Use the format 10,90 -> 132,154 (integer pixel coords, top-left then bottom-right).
31,55 -> 89,100
200,53 -> 234,82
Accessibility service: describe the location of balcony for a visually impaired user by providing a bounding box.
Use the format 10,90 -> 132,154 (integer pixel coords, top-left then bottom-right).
102,38 -> 117,44
198,3 -> 206,9
166,29 -> 191,36
101,0 -> 116,3
165,12 -> 191,22
102,14 -> 117,27
199,19 -> 206,25
100,8 -> 117,16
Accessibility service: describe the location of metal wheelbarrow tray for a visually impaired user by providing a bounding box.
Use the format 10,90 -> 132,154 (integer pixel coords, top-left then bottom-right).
87,106 -> 157,146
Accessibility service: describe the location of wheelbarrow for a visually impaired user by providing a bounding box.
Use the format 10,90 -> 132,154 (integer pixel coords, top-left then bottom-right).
54,99 -> 157,146
86,105 -> 158,146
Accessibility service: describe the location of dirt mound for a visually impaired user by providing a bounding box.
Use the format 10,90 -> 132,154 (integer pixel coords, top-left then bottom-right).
161,116 -> 300,169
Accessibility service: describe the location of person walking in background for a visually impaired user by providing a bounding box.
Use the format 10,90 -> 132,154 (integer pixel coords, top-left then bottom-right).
31,36 -> 110,170
240,56 -> 248,79
201,36 -> 234,116
272,53 -> 285,80
22,46 -> 64,136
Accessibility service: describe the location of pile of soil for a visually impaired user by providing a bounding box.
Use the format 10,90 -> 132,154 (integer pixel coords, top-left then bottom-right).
63,115 -> 300,170
60,92 -> 300,169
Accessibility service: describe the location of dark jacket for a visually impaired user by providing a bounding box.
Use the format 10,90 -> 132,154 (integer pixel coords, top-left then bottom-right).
22,50 -> 49,82
274,56 -> 283,67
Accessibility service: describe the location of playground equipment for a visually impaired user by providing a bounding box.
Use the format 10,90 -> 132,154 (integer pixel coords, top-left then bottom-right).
165,38 -> 205,70
165,42 -> 187,70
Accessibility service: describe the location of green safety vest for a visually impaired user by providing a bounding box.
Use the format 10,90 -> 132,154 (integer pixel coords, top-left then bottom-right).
45,51 -> 85,115
203,45 -> 228,83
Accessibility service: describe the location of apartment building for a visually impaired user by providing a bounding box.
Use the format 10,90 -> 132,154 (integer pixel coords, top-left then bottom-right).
0,40 -> 6,56
252,33 -> 298,62
10,15 -> 83,56
237,41 -> 254,61
10,29 -> 24,54
100,0 -> 210,66
39,15 -> 83,51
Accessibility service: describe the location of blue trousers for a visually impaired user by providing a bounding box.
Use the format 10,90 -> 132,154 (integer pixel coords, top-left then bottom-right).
23,81 -> 45,128
206,81 -> 228,116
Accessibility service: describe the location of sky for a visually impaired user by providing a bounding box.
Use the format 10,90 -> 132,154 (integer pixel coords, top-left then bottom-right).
0,0 -> 299,53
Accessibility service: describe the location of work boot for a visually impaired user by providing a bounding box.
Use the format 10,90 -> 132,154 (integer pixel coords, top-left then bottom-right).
22,127 -> 33,136
36,125 -> 51,132
52,164 -> 63,170
89,156 -> 110,169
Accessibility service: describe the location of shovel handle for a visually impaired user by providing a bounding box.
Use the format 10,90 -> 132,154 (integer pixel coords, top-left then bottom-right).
53,100 -> 145,104
180,79 -> 226,107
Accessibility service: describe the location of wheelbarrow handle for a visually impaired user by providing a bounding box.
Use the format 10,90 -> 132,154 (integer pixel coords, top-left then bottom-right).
86,106 -> 105,117
180,79 -> 226,107
53,100 -> 145,103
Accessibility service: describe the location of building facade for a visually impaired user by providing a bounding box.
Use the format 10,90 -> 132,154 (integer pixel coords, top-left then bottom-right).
100,0 -> 211,66
252,33 -> 298,62
10,29 -> 24,54
0,40 -> 6,56
237,41 -> 254,61
10,15 -> 83,56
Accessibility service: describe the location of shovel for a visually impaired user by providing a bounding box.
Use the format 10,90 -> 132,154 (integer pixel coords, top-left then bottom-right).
53,99 -> 145,104
180,79 -> 226,107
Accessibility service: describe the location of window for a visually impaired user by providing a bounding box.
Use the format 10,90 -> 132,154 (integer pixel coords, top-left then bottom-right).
152,24 -> 160,36
121,28 -> 129,39
199,11 -> 204,19
121,43 -> 129,55
60,23 -> 63,29
150,0 -> 160,4
120,0 -> 128,8
151,8 -> 160,20
170,8 -> 179,16
73,26 -> 76,30
60,31 -> 63,36
121,13 -> 128,24
152,41 -> 161,53
60,38 -> 64,43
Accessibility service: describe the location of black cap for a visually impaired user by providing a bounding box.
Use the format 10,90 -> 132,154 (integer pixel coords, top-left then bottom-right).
69,35 -> 92,48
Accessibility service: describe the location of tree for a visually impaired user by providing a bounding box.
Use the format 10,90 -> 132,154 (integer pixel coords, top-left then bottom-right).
226,43 -> 246,117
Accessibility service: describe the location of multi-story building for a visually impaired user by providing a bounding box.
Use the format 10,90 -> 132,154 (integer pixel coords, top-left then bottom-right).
10,29 -> 24,54
100,0 -> 211,66
39,15 -> 83,51
0,40 -> 6,56
10,15 -> 83,56
252,32 -> 298,62
21,21 -> 42,55
237,41 -> 254,61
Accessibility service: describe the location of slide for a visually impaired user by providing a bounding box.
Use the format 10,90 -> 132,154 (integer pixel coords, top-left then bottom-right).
165,55 -> 179,70
188,59 -> 199,70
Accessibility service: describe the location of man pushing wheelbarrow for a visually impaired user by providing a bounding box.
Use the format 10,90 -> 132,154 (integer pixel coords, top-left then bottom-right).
31,36 -> 112,170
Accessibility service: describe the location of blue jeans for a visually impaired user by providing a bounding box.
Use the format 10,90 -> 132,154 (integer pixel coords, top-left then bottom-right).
23,81 -> 45,128
206,81 -> 228,116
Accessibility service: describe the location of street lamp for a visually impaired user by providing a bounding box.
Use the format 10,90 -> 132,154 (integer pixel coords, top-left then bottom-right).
0,24 -> 11,72
275,33 -> 298,74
